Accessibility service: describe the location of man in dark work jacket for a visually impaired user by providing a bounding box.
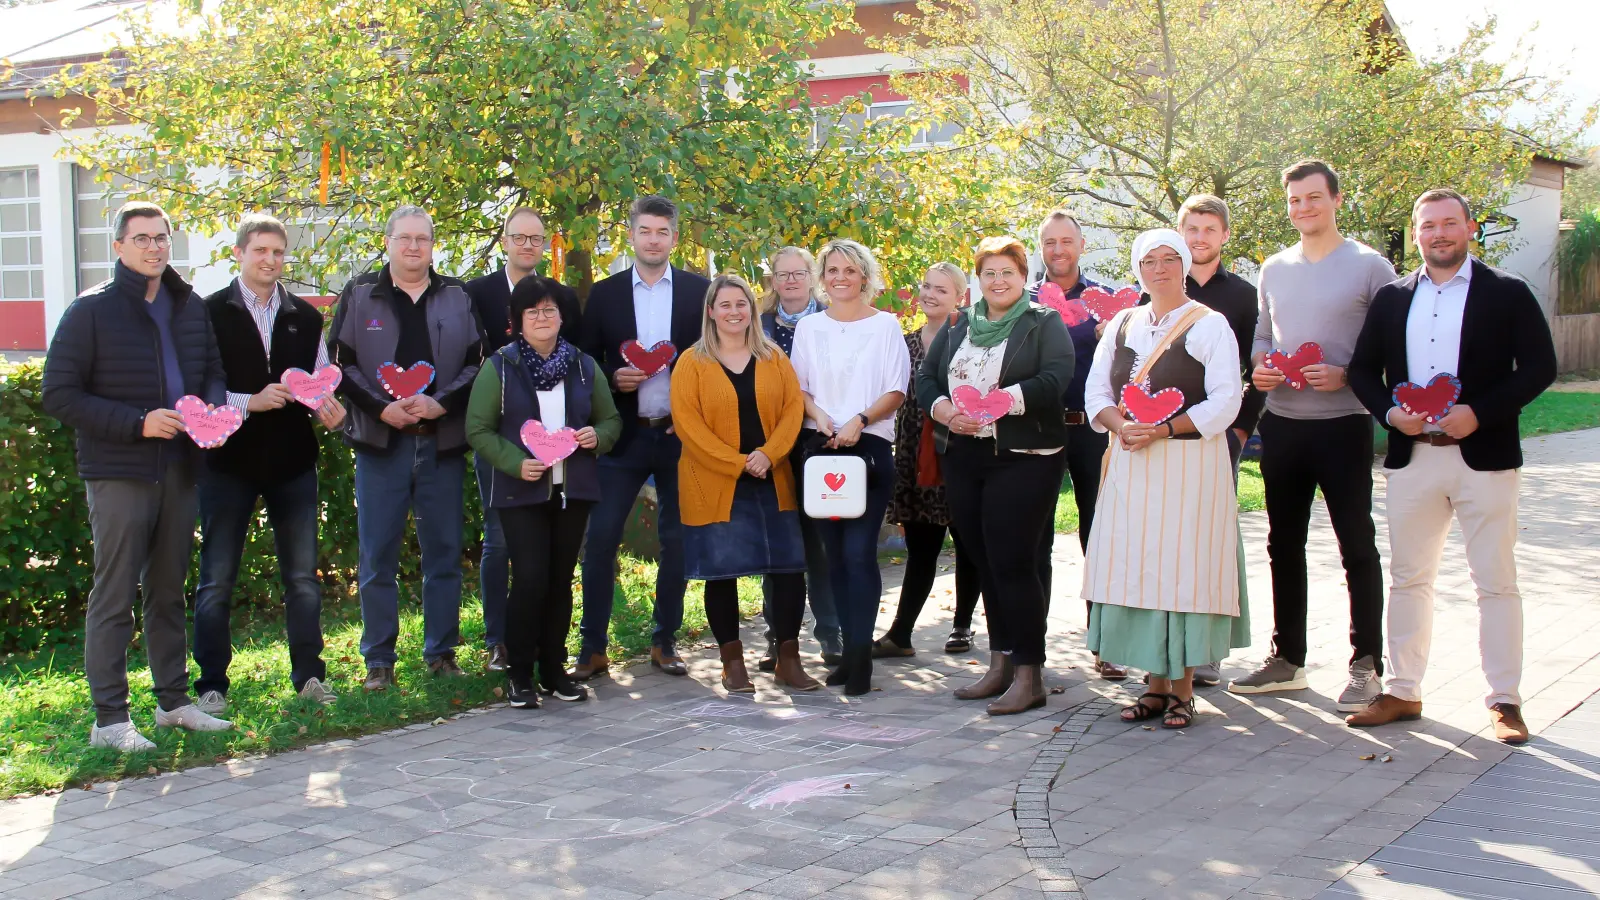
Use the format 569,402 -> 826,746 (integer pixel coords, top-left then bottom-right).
464,206 -> 579,674
329,205 -> 486,692
42,201 -> 232,752
1346,188 -> 1555,744
192,214 -> 346,718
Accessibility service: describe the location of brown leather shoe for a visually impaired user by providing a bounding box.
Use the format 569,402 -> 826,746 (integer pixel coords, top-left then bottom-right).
651,645 -> 688,677
1345,693 -> 1423,728
1489,703 -> 1530,745
363,666 -> 395,692
987,664 -> 1046,716
774,640 -> 822,692
1094,657 -> 1129,681
486,644 -> 509,673
427,656 -> 463,678
955,651 -> 1014,700
719,641 -> 754,693
568,651 -> 610,681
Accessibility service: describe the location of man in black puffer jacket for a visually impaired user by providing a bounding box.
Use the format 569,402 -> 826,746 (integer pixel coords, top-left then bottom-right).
42,201 -> 234,753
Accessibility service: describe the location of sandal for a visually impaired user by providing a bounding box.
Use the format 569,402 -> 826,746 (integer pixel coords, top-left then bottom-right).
1163,695 -> 1197,729
1120,692 -> 1172,723
944,628 -> 975,653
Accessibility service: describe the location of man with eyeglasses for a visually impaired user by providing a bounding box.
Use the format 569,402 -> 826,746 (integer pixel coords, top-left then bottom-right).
465,206 -> 580,673
43,201 -> 233,752
329,205 -> 487,692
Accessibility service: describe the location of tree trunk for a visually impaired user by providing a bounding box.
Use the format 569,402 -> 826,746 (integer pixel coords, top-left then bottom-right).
569,246 -> 595,307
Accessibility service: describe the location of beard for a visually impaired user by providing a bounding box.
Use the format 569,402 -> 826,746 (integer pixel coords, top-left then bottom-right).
1188,247 -> 1220,267
1423,242 -> 1468,272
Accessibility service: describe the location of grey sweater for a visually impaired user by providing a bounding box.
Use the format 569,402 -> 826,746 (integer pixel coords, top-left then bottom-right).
1253,238 -> 1396,419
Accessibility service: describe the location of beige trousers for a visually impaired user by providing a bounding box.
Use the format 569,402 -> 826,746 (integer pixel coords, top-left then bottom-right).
1383,443 -> 1522,708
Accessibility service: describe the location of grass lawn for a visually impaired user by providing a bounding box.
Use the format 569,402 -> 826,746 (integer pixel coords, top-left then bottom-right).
1521,390 -> 1600,437
0,561 -> 761,798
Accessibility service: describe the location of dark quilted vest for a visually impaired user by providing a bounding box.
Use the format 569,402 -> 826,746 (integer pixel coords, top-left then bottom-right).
1111,312 -> 1208,440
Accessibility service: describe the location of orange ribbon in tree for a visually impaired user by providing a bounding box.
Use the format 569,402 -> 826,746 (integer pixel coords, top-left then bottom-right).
549,230 -> 567,283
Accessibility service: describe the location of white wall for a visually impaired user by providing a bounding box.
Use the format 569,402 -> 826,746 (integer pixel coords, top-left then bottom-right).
1488,180 -> 1562,316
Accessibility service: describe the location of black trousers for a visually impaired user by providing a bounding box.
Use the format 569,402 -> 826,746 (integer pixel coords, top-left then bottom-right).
1258,413 -> 1385,673
499,498 -> 593,682
707,573 -> 804,646
944,437 -> 1066,666
884,522 -> 980,645
1041,421 -> 1110,622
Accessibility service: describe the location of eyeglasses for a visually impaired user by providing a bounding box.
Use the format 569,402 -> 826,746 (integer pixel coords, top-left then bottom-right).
507,233 -> 546,247
391,235 -> 433,247
774,271 -> 809,282
979,268 -> 1021,280
523,307 -> 561,320
126,234 -> 172,249
1139,255 -> 1184,269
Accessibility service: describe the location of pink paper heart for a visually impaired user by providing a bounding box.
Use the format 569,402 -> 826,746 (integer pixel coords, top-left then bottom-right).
1265,342 -> 1323,391
282,365 -> 343,408
1035,282 -> 1091,326
1082,286 -> 1142,322
620,340 -> 677,377
520,420 -> 579,465
1120,383 -> 1185,425
376,361 -> 435,399
952,384 -> 1014,425
175,395 -> 243,449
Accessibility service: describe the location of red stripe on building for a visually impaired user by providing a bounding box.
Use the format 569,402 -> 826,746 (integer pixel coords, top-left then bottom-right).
0,301 -> 46,351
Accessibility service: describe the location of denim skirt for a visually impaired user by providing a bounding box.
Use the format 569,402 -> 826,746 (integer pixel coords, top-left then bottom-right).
685,477 -> 807,580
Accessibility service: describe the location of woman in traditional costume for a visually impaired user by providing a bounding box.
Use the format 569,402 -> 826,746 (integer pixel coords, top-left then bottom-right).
1082,229 -> 1248,729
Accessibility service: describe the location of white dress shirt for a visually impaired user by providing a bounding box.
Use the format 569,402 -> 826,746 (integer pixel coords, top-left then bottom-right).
1389,256 -> 1470,431
631,266 -> 675,419
1084,300 -> 1243,439
935,332 -> 1061,455
225,279 -> 331,417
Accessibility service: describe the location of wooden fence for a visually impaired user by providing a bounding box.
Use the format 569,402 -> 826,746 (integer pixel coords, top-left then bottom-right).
1553,313 -> 1600,374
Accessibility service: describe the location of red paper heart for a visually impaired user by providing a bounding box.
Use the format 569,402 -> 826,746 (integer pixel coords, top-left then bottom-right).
951,384 -> 1014,425
1036,282 -> 1091,326
376,361 -> 435,399
621,340 -> 677,377
823,472 -> 847,491
283,365 -> 343,408
1081,286 -> 1142,322
1266,342 -> 1324,391
520,420 -> 579,465
175,395 -> 243,449
1393,373 -> 1462,424
1121,383 -> 1185,425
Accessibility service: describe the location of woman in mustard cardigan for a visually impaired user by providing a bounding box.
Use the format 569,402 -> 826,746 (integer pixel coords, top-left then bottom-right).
671,274 -> 821,693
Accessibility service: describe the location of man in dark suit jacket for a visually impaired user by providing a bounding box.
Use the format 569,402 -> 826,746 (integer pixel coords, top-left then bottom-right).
463,207 -> 579,674
1346,188 -> 1557,743
42,201 -> 231,752
572,195 -> 710,680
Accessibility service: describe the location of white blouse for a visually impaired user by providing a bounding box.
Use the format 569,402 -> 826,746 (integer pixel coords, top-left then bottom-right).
537,387 -> 567,486
791,310 -> 911,444
1084,300 -> 1242,439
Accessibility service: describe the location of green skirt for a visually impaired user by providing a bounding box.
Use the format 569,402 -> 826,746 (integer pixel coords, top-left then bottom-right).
1087,516 -> 1251,679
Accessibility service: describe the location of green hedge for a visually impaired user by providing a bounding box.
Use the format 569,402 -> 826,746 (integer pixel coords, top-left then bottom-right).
0,359 -> 484,654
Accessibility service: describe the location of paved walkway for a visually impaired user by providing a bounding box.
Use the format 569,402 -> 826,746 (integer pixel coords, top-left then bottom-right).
1,429 -> 1598,900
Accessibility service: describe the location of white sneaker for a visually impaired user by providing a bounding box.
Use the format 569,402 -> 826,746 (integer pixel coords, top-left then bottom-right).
195,690 -> 228,716
154,703 -> 234,732
89,721 -> 157,753
298,677 -> 337,705
1336,656 -> 1382,713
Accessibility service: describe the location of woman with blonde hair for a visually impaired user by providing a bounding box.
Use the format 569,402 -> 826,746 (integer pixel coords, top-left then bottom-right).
671,274 -> 821,692
874,262 -> 984,658
790,239 -> 911,694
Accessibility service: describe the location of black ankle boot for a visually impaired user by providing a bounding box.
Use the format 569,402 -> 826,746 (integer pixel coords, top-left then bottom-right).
825,652 -> 852,686
844,645 -> 873,696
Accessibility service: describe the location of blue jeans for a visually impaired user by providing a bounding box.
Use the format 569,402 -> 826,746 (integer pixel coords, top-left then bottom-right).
806,434 -> 895,650
579,424 -> 685,652
193,468 -> 325,695
475,454 -> 508,648
355,434 -> 466,666
761,469 -> 839,644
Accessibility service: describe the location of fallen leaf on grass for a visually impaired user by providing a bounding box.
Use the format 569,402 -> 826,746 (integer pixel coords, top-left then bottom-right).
297,726 -> 307,735
492,687 -> 504,697
244,731 -> 257,739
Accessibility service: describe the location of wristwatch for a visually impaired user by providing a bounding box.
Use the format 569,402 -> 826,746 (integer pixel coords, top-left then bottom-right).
857,413 -> 870,428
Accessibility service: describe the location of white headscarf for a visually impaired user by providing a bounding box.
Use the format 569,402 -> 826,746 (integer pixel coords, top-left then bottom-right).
1130,228 -> 1192,294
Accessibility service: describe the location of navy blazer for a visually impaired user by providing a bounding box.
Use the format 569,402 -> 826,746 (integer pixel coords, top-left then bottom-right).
1349,258 -> 1556,471
577,265 -> 711,454
464,266 -> 580,353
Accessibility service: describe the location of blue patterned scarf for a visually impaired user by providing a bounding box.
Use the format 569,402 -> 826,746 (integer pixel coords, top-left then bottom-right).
517,336 -> 575,392
774,295 -> 823,329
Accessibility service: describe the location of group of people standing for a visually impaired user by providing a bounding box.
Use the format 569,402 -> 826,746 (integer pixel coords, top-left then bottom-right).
42,158 -> 1556,752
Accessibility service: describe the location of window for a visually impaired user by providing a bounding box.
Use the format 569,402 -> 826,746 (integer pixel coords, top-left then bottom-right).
813,101 -> 960,149
74,166 -> 189,292
0,168 -> 44,302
